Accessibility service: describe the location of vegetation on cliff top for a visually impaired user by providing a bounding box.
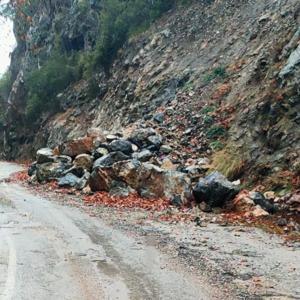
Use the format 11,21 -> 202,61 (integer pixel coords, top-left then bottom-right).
1,0 -> 192,122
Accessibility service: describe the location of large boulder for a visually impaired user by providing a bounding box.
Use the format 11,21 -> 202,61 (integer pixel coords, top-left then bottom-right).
108,139 -> 133,155
58,173 -> 81,188
36,162 -> 71,182
93,151 -> 130,169
129,128 -> 162,149
74,154 -> 93,171
36,148 -> 55,164
91,159 -> 191,201
132,149 -> 153,162
59,137 -> 94,157
89,167 -> 116,192
193,171 -> 240,207
93,147 -> 109,159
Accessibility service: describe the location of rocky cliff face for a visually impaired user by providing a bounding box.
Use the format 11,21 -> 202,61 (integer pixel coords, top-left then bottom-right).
3,0 -> 300,192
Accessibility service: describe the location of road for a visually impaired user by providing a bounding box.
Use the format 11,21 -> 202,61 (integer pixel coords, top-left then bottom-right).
0,162 -> 217,300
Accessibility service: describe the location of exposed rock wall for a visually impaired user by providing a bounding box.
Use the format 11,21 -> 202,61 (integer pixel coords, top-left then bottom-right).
3,0 -> 300,191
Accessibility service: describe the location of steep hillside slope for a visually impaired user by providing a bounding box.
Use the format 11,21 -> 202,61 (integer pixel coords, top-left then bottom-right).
2,0 -> 300,192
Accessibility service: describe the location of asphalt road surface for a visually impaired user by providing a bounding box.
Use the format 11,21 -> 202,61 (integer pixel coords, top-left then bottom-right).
0,162 -> 217,300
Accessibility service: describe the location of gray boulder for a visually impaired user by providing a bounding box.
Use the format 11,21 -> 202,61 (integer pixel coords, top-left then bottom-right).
36,148 -> 55,164
279,44 -> 300,78
74,154 -> 93,171
93,151 -> 130,169
93,147 -> 109,159
36,162 -> 71,182
108,139 -> 133,155
193,171 -> 239,207
58,173 -> 81,188
132,150 -> 153,162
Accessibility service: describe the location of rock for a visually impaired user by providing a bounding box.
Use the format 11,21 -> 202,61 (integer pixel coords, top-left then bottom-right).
87,128 -> 105,141
193,171 -> 240,207
93,147 -> 109,159
279,44 -> 300,78
106,134 -> 119,143
109,181 -> 135,197
36,162 -> 71,182
251,205 -> 269,217
131,144 -> 139,152
64,166 -> 85,178
58,173 -> 81,188
233,190 -> 255,212
36,148 -> 55,164
160,145 -> 172,154
93,152 -> 130,169
153,112 -> 164,123
249,192 -> 277,214
132,150 -> 153,162
108,139 -> 133,155
74,154 -> 93,171
147,134 -> 163,149
199,202 -> 212,213
184,165 -> 201,177
198,157 -> 210,165
28,162 -> 37,176
55,155 -> 73,164
90,159 -> 191,201
89,167 -> 115,192
76,171 -> 90,190
161,158 -> 176,171
277,218 -> 288,227
82,185 -> 92,195
129,128 -> 156,148
264,191 -> 275,200
171,195 -> 183,207
60,137 -> 94,157
163,170 -> 191,202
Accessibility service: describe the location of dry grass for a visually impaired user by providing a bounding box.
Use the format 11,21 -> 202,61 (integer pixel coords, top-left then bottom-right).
211,147 -> 246,180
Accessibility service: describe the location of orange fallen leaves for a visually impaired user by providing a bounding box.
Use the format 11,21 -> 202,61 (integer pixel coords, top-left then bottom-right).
6,171 -> 29,183
83,192 -> 170,211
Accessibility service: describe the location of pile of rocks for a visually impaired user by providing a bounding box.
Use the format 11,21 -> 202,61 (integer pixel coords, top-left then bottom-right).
28,127 -> 241,208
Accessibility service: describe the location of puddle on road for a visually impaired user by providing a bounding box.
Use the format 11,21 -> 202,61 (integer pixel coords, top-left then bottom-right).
97,260 -> 120,277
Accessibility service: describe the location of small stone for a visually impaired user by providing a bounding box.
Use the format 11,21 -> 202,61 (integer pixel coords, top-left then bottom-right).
109,139 -> 133,155
93,147 -> 109,160
106,134 -> 119,143
132,150 -> 153,162
199,202 -> 212,213
160,145 -> 172,154
153,112 -> 164,124
277,218 -> 288,227
251,205 -> 269,217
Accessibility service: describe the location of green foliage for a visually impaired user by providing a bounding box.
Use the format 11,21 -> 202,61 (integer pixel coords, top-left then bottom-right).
203,66 -> 227,83
83,0 -> 175,74
201,105 -> 215,114
0,72 -> 12,100
0,72 -> 12,126
206,125 -> 226,139
203,115 -> 214,125
25,55 -> 80,122
209,141 -> 224,151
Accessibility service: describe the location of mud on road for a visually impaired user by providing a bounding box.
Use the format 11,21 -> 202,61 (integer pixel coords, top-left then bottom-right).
0,162 -> 300,299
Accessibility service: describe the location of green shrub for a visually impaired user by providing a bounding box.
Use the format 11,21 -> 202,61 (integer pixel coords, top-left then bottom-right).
206,125 -> 226,139
84,0 -> 175,74
203,66 -> 227,83
0,72 -> 12,100
201,105 -> 215,114
209,141 -> 224,151
25,55 -> 80,122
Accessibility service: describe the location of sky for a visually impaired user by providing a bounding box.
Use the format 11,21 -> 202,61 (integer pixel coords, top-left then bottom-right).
0,14 -> 16,76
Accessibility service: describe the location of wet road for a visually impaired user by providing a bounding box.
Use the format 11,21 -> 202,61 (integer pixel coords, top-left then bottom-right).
0,162 -> 215,300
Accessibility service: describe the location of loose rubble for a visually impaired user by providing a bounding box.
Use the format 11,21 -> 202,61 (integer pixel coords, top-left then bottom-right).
27,127 -> 299,232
